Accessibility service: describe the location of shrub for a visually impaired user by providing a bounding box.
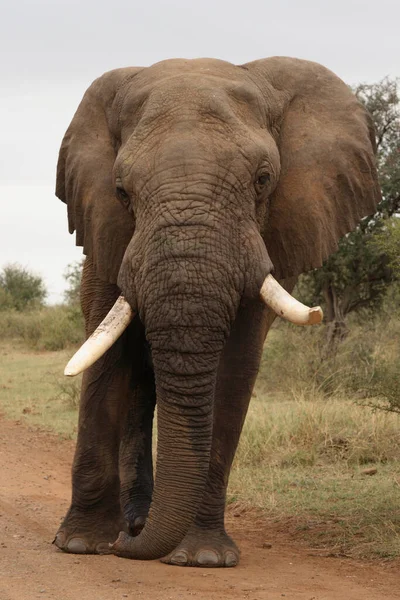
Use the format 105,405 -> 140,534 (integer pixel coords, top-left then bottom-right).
0,263 -> 47,311
0,305 -> 84,350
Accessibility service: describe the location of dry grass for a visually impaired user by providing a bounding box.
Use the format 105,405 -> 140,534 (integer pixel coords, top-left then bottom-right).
236,394 -> 400,468
229,394 -> 400,559
257,296 -> 400,413
0,341 -> 81,438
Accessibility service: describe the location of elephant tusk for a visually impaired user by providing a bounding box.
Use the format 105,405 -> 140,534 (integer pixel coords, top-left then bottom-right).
64,295 -> 135,377
260,274 -> 323,326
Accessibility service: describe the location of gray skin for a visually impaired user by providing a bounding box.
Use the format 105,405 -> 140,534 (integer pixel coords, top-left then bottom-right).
54,57 -> 380,567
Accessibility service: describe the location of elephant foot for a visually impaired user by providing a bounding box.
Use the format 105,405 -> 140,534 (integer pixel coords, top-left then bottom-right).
53,507 -> 128,555
161,525 -> 240,568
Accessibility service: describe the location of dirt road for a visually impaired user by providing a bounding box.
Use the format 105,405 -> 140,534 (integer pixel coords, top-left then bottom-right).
0,417 -> 398,600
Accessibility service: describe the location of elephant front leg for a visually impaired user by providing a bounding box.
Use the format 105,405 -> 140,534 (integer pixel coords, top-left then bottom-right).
54,261 -> 131,554
54,351 -> 130,554
162,301 -> 274,567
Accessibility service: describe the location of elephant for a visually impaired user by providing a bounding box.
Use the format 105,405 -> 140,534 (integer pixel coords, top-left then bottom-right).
54,57 -> 380,567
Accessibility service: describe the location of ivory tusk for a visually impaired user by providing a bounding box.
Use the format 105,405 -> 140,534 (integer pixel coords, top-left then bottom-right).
260,274 -> 323,326
64,295 -> 135,377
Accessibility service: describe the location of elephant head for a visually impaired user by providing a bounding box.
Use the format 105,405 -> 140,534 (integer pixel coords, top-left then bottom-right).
56,57 -> 380,559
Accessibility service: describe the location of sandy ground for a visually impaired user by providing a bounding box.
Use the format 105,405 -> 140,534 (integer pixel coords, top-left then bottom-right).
0,416 -> 399,600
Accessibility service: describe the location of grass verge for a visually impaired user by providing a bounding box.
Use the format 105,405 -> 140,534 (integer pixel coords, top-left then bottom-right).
229,395 -> 400,559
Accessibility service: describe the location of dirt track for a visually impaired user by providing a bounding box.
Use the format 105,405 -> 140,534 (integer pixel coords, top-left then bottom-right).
0,417 -> 399,600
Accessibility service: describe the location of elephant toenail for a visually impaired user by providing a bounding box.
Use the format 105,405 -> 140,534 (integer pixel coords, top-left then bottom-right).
196,550 -> 219,566
169,550 -> 189,566
224,551 -> 238,567
53,533 -> 65,549
67,538 -> 87,553
96,542 -> 112,554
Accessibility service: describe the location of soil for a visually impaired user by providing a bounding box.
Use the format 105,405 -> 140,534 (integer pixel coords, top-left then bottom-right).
0,416 -> 399,600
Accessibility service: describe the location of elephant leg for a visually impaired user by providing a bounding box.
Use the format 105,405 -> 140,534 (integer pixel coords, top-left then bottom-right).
119,357 -> 156,537
54,259 -> 135,555
162,300 -> 277,567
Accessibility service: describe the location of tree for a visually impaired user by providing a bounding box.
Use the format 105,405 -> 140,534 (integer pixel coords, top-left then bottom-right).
298,77 -> 400,356
370,216 -> 400,277
0,263 -> 47,311
63,259 -> 84,305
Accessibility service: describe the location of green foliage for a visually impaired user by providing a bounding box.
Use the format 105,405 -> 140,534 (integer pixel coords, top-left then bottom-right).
0,263 -> 47,311
0,304 -> 84,350
0,287 -> 14,311
297,226 -> 390,316
358,77 -> 400,217
63,259 -> 84,305
370,216 -> 400,276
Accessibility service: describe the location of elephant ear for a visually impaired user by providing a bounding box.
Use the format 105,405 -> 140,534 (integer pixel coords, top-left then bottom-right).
56,67 -> 142,283
242,57 -> 381,279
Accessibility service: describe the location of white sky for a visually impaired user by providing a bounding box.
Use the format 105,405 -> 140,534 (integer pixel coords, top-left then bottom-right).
1,0 -> 399,302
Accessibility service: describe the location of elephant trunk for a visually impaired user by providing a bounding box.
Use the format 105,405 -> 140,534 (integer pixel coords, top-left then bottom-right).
113,217 -> 243,559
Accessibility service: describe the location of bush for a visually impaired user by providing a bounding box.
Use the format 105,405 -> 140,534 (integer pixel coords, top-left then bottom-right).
0,263 -> 47,311
0,287 -> 14,311
0,305 -> 84,350
64,260 -> 84,305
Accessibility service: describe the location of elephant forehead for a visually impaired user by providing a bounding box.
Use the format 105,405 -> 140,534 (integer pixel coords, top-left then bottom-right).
117,70 -> 264,133
123,57 -> 247,93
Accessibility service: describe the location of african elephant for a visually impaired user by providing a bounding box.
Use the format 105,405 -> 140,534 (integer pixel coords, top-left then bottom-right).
54,57 -> 380,567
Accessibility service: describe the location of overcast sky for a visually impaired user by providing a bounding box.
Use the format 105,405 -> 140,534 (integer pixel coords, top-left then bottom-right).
1,0 -> 399,302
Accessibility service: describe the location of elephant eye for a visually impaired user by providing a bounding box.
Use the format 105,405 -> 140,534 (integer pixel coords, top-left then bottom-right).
116,185 -> 131,208
255,173 -> 271,189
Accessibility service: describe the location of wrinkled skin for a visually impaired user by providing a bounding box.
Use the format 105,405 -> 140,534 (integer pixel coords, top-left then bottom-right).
54,58 -> 380,566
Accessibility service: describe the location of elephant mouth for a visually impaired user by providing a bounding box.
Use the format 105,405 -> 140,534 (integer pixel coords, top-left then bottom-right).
63,274 -> 322,377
